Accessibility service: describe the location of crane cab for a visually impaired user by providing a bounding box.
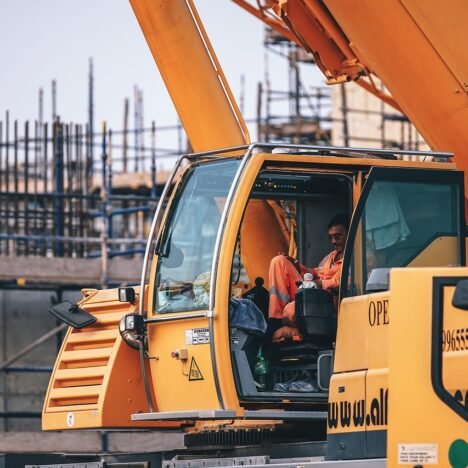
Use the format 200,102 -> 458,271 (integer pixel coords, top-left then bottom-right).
43,143 -> 466,459
135,143 -> 464,420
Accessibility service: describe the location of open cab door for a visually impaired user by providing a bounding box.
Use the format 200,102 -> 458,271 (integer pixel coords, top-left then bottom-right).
136,157 -> 243,421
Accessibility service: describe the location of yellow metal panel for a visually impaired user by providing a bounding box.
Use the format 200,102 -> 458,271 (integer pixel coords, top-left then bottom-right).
65,329 -> 119,343
43,287 -> 180,430
45,405 -> 101,415
49,385 -> 101,400
262,153 -> 455,171
53,367 -> 106,389
328,371 -> 366,434
387,268 -> 467,467
366,293 -> 390,371
408,236 -> 459,267
53,367 -> 106,380
334,296 -> 369,372
335,292 -> 389,372
401,0 -> 468,93
59,348 -> 113,363
365,368 -> 389,433
147,317 -> 219,411
240,199 -> 289,288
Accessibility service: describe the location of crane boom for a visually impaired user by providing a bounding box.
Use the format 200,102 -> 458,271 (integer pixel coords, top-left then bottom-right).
129,0 -> 250,152
323,0 -> 468,178
234,0 -> 468,197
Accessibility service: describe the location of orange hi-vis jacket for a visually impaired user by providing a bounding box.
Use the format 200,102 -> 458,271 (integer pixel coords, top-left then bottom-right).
268,251 -> 343,322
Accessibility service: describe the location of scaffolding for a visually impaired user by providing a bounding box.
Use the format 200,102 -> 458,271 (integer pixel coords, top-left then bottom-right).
257,28 -> 332,145
0,114 -> 187,432
257,27 -> 426,154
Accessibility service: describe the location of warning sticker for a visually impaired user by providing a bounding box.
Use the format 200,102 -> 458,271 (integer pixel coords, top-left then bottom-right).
189,357 -> 204,381
185,328 -> 210,345
398,443 -> 438,465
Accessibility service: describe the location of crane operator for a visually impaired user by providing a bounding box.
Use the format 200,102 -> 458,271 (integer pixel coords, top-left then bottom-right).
267,214 -> 349,342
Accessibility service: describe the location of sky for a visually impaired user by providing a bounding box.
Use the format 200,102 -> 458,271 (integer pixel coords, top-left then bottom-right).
0,1 -> 324,164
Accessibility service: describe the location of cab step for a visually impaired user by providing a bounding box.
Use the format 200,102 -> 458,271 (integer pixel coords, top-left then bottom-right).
131,409 -> 326,421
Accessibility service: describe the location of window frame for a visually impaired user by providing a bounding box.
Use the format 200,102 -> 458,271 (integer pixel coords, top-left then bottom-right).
432,276 -> 468,421
339,167 -> 465,302
153,158 -> 241,314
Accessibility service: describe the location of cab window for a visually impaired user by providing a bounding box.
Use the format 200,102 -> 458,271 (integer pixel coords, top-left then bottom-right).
345,178 -> 463,297
155,159 -> 240,313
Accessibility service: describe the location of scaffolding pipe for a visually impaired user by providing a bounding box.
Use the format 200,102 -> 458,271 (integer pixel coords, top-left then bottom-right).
100,122 -> 109,288
0,323 -> 67,370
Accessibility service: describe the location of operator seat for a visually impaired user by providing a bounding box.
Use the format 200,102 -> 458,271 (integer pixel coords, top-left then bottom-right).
268,288 -> 336,384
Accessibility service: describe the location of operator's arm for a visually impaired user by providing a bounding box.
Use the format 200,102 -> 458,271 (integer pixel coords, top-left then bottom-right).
313,252 -> 342,290
320,271 -> 341,290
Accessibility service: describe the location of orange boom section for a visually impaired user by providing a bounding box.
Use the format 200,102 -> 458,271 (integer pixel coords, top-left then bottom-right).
235,0 -> 468,198
42,287 -> 180,430
323,0 -> 468,186
129,0 -> 250,152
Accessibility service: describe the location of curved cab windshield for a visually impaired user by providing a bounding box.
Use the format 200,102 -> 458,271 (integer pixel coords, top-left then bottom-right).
155,159 -> 240,313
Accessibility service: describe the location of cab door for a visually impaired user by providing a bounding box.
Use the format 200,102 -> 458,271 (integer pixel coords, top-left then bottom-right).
144,159 -> 240,417
328,166 -> 465,461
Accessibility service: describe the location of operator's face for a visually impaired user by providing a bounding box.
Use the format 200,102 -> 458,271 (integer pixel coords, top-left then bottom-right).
328,225 -> 347,254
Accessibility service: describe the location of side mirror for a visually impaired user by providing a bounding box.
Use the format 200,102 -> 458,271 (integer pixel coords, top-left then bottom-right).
49,300 -> 97,328
119,313 -> 145,350
452,279 -> 468,310
118,287 -> 136,304
366,268 -> 390,293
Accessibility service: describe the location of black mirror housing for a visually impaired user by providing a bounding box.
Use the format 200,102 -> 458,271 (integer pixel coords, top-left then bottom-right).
118,287 -> 136,304
452,279 -> 468,310
49,300 -> 97,329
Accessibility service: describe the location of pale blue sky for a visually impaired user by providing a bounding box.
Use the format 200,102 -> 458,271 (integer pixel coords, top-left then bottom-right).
0,1 -> 324,159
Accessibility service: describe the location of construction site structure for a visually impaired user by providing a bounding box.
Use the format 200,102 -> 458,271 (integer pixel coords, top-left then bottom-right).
0,114 -> 177,440
257,27 -> 332,145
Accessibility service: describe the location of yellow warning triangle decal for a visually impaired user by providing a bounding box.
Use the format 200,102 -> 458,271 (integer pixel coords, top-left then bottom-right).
189,357 -> 204,381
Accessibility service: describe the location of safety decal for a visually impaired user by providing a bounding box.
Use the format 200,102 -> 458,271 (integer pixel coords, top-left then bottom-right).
398,443 -> 438,465
189,357 -> 204,381
185,328 -> 210,345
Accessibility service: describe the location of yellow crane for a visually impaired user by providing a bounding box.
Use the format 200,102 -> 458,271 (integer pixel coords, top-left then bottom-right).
42,1 -> 467,467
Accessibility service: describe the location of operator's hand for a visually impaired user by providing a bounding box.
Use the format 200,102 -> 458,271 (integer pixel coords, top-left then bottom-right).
280,253 -> 301,274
